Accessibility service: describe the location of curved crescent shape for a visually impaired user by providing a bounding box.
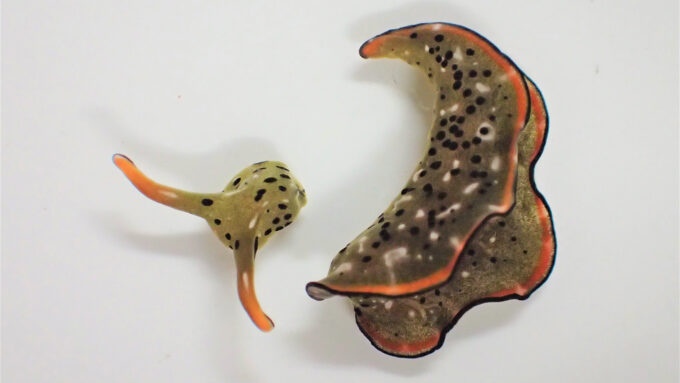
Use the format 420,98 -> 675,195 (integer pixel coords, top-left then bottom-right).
353,80 -> 555,357
307,23 -> 530,298
113,155 -> 307,332
305,23 -> 555,357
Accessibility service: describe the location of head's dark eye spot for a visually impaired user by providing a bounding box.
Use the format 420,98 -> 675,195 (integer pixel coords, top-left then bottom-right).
201,199 -> 213,206
264,177 -> 276,183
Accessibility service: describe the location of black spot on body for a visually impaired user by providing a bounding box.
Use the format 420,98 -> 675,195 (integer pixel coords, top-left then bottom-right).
202,199 -> 213,206
264,177 -> 277,183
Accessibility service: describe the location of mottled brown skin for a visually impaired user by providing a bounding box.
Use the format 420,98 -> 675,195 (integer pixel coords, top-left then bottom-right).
307,23 -> 530,297
351,80 -> 554,357
113,156 -> 306,332
306,23 -> 555,357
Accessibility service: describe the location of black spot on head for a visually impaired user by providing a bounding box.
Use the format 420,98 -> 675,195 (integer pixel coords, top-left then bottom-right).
457,116 -> 465,123
483,69 -> 492,77
362,255 -> 372,263
463,89 -> 472,97
490,257 -> 497,263
225,233 -> 231,240
419,170 -> 427,177
430,161 -> 442,170
276,165 -> 289,171
280,174 -> 290,179
450,168 -> 461,176
466,105 -> 476,114
434,34 -> 444,42
466,48 -> 475,56
475,96 -> 486,105
449,141 -> 459,150
410,32 -> 418,39
420,297 -> 426,304
472,137 -> 482,145
371,241 -> 380,249
480,127 -> 489,135
469,69 -> 477,78
409,226 -> 420,235
428,147 -> 437,156
278,203 -> 287,210
401,187 -> 414,195
214,219 -> 221,225
437,192 -> 447,200
254,237 -> 259,253
234,240 -> 240,250
453,80 -> 462,90
462,141 -> 471,149
264,177 -> 277,183
264,228 -> 272,236
279,185 -> 287,191
445,50 -> 453,59
202,199 -> 213,206
272,217 -> 280,224
435,131 -> 445,140
423,183 -> 433,194
284,213 -> 292,220
511,236 -> 517,241
499,221 -> 506,227
395,209 -> 405,216
440,118 -> 448,127
232,177 -> 241,186
471,155 -> 482,163
453,70 -> 463,80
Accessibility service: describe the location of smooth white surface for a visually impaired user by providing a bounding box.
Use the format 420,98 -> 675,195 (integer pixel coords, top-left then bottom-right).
3,1 -> 678,382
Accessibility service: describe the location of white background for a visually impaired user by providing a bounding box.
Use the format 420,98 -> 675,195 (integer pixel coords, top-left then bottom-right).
3,0 -> 678,382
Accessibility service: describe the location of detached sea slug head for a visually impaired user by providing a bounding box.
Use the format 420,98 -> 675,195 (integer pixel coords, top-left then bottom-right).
113,154 -> 306,332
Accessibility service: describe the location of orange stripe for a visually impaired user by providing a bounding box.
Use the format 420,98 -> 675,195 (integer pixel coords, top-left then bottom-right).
323,24 -> 528,297
237,269 -> 274,332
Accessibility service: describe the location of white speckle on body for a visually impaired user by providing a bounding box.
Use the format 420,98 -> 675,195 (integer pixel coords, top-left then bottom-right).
248,216 -> 257,229
415,209 -> 425,218
454,47 -> 463,60
385,301 -> 393,310
464,182 -> 479,194
490,156 -> 501,171
462,271 -> 470,278
430,231 -> 439,241
476,82 -> 490,93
